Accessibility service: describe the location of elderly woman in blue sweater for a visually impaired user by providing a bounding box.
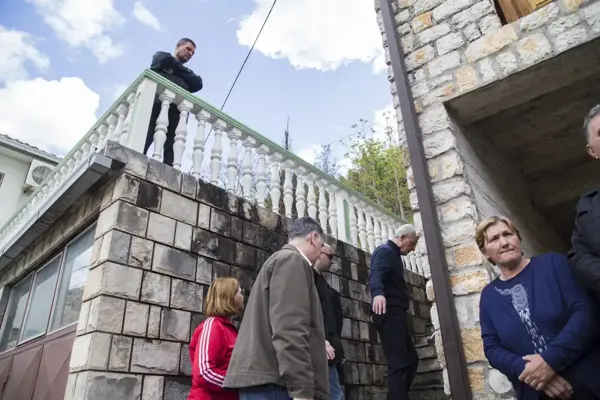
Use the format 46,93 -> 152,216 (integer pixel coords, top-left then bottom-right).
477,216 -> 600,400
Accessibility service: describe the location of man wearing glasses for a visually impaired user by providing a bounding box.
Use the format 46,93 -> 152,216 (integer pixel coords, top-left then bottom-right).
370,224 -> 419,400
313,243 -> 345,400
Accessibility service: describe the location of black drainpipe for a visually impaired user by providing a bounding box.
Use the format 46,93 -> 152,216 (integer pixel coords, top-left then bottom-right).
379,0 -> 472,398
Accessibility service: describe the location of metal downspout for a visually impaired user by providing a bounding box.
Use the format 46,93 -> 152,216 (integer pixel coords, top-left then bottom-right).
379,0 -> 473,398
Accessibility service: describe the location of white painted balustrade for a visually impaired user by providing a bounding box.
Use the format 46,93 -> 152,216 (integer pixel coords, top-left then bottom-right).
0,70 -> 424,274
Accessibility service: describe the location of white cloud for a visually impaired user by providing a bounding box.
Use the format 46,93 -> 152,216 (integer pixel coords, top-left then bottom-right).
133,2 -> 162,30
0,25 -> 50,84
112,83 -> 129,101
296,143 -> 321,165
27,0 -> 125,62
0,77 -> 100,156
237,0 -> 384,72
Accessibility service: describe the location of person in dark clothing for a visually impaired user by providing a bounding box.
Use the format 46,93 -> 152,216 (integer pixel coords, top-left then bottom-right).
569,104 -> 600,303
313,243 -> 345,400
369,224 -> 419,400
145,37 -> 203,166
477,216 -> 600,400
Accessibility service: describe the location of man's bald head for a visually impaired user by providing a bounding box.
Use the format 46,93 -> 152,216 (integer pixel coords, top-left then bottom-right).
315,243 -> 334,272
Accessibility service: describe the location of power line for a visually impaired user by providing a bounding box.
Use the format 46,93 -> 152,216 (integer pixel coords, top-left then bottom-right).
204,0 -> 279,143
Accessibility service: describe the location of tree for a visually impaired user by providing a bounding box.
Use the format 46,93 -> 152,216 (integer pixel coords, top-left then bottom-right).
314,144 -> 339,178
339,124 -> 411,220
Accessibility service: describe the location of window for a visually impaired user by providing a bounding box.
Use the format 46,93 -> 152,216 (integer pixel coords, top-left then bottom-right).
51,230 -> 94,331
20,257 -> 60,341
0,276 -> 33,351
494,0 -> 553,24
0,224 -> 96,353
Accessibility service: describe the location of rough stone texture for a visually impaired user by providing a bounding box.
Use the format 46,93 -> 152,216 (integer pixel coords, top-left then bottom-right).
375,0 -> 600,397
52,151 -> 438,400
147,212 -> 176,246
131,339 -> 180,374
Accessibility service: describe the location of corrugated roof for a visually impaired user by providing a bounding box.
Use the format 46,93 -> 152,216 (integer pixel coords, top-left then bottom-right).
0,133 -> 61,162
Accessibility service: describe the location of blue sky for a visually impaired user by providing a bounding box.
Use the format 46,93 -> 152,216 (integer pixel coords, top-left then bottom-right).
0,0 -> 396,170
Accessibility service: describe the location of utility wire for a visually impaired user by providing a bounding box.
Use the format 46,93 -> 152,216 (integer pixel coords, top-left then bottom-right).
204,0 -> 279,144
187,0 -> 279,174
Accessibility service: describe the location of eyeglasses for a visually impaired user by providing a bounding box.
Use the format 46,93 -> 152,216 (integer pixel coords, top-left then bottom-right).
321,252 -> 333,260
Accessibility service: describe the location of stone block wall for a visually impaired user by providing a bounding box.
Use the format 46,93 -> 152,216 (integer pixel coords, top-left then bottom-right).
374,0 -> 600,398
61,142 -> 438,400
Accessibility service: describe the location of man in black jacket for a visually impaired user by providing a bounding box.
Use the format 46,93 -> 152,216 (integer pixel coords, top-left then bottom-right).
369,224 -> 419,400
313,243 -> 345,400
568,104 -> 600,303
145,37 -> 203,166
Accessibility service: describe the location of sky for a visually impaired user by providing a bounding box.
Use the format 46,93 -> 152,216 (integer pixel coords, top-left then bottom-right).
0,0 -> 397,175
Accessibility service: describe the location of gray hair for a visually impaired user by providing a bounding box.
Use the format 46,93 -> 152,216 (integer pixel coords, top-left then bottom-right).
393,224 -> 417,238
583,104 -> 600,142
288,217 -> 324,240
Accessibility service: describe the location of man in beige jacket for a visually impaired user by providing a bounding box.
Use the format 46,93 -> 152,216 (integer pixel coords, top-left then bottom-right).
224,216 -> 330,400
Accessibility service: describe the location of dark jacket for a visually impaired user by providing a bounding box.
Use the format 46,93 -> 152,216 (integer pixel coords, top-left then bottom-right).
480,253 -> 600,399
313,269 -> 345,365
150,51 -> 203,93
369,240 -> 409,310
223,245 -> 330,400
568,187 -> 600,302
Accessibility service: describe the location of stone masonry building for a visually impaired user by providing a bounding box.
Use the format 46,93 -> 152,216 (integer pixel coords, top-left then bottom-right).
0,142 -> 440,400
375,0 -> 600,398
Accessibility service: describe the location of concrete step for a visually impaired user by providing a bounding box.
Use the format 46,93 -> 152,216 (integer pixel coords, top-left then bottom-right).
416,343 -> 437,359
417,357 -> 441,373
412,370 -> 444,387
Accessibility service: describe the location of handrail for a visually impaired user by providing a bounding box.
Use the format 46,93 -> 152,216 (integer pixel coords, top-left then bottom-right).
141,69 -> 407,223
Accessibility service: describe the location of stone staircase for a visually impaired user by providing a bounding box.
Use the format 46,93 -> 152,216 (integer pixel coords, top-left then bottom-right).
409,324 -> 447,400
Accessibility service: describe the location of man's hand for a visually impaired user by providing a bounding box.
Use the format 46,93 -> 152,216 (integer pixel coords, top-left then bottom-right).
372,295 -> 386,315
541,375 -> 573,399
519,354 -> 556,390
325,340 -> 335,360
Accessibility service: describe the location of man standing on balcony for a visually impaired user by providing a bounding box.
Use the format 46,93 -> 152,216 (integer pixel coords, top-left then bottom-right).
144,37 -> 203,166
369,224 -> 419,400
313,243 -> 345,400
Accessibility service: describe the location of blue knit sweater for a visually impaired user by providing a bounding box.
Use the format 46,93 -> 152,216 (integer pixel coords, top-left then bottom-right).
479,252 -> 600,399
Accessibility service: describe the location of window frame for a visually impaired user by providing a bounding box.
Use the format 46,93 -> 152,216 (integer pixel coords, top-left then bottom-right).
17,254 -> 62,345
0,223 -> 97,354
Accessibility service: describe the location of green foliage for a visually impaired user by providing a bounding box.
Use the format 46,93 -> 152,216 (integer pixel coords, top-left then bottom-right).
340,137 -> 411,220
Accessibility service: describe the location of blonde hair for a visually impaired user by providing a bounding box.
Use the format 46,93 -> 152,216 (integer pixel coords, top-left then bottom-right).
475,216 -> 522,252
204,277 -> 240,317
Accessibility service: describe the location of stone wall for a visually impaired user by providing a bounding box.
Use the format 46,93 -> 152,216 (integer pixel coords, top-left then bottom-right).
60,142 -> 438,400
374,0 -> 600,398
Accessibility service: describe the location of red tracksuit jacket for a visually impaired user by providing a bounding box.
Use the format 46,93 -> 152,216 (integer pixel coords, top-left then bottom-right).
188,316 -> 239,400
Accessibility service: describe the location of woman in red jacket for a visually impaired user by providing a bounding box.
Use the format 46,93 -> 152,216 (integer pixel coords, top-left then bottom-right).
188,277 -> 244,400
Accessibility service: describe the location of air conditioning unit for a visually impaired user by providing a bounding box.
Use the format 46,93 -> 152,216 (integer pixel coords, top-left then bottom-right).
23,159 -> 55,191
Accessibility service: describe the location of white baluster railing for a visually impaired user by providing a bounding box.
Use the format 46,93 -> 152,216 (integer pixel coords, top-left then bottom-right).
0,70 -> 419,273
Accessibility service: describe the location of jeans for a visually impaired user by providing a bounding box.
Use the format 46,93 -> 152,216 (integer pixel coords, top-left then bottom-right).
239,385 -> 291,400
329,364 -> 344,400
373,310 -> 419,400
144,102 -> 180,167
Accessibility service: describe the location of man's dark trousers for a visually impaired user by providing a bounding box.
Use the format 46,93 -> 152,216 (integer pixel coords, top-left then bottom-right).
144,102 -> 180,167
374,308 -> 419,400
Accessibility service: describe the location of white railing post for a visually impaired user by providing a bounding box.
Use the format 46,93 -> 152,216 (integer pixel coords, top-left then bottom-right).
210,119 -> 226,186
256,145 -> 269,207
317,181 -> 329,233
328,186 -> 338,238
125,78 -> 159,152
119,92 -> 136,146
226,128 -> 242,194
335,191 -> 349,243
270,153 -> 282,214
173,100 -> 193,170
192,110 -> 210,178
374,214 -> 382,247
241,136 -> 255,201
295,167 -> 307,218
348,198 -> 359,247
307,175 -> 318,220
153,89 -> 176,161
365,208 -> 375,252
282,161 -> 294,218
387,217 -> 395,240
357,205 -> 368,251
